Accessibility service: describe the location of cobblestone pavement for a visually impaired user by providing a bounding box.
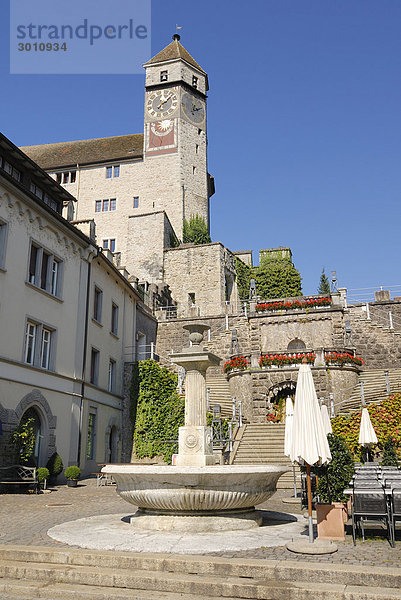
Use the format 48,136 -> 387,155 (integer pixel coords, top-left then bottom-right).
0,479 -> 400,566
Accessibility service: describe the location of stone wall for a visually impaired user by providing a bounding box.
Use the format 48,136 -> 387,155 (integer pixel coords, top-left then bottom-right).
227,366 -> 359,423
163,242 -> 239,318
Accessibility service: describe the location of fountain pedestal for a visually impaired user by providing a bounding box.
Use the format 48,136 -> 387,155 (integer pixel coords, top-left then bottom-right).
171,340 -> 220,467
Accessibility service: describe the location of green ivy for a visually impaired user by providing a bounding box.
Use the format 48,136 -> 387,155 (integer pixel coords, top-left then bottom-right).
133,360 -> 185,464
10,417 -> 36,464
235,257 -> 252,300
253,259 -> 302,299
182,215 -> 211,245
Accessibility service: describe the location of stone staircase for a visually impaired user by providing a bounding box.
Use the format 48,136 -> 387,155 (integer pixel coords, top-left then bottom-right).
232,424 -> 300,490
339,368 -> 401,413
1,545 -> 401,600
206,374 -> 233,419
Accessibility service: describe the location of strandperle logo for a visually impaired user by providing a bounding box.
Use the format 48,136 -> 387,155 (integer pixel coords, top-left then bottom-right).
10,0 -> 151,74
16,19 -> 148,46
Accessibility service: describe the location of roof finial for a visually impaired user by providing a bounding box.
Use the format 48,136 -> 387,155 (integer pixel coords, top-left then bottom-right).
173,25 -> 182,41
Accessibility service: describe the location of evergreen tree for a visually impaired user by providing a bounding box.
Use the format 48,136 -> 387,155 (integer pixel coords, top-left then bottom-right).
382,436 -> 399,466
318,268 -> 331,295
182,215 -> 211,245
253,259 -> 302,299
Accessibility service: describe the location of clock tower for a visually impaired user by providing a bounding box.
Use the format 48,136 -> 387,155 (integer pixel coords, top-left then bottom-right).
143,35 -> 212,240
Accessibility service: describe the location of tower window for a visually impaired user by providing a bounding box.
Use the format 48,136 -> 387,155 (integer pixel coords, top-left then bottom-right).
195,144 -> 199,154
133,196 -> 139,208
103,238 -> 116,253
192,75 -> 198,89
160,70 -> 168,82
106,165 -> 120,178
198,128 -> 202,135
192,166 -> 196,175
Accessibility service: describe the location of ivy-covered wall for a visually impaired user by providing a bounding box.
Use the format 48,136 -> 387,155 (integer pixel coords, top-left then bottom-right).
131,360 -> 185,464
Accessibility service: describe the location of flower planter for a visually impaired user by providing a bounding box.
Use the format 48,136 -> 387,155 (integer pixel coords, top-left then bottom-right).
67,479 -> 78,487
316,502 -> 347,541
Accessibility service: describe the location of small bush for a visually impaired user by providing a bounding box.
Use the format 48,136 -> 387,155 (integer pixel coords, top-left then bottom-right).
46,452 -> 63,478
37,467 -> 50,483
64,466 -> 81,480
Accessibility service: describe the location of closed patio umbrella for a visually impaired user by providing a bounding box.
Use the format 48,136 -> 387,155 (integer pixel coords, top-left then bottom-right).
284,397 -> 297,497
359,408 -> 377,461
290,363 -> 331,543
320,404 -> 333,436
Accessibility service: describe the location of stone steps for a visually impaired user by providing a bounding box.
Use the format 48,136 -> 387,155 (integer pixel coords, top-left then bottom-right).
1,546 -> 401,600
206,375 -> 233,419
232,424 -> 298,489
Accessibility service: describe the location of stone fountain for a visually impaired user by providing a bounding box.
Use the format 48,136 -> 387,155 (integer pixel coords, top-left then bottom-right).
102,324 -> 288,532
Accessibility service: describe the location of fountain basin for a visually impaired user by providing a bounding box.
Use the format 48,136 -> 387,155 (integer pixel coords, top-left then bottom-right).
102,464 -> 288,528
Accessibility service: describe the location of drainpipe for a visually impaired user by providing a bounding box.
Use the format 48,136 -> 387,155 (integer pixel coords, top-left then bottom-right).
77,246 -> 100,465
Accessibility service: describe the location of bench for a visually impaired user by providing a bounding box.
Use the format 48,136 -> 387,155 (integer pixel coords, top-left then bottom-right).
0,465 -> 38,493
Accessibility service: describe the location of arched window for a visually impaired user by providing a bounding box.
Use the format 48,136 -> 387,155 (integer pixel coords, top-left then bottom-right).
287,338 -> 306,351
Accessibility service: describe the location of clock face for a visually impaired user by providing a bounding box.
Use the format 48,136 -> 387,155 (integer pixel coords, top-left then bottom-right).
147,90 -> 178,119
181,92 -> 205,124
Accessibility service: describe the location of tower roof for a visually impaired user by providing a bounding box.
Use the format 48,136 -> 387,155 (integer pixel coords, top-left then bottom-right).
144,35 -> 206,75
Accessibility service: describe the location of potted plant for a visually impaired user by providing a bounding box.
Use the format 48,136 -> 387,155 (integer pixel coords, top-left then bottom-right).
37,467 -> 50,491
313,433 -> 355,541
46,452 -> 63,485
64,466 -> 81,487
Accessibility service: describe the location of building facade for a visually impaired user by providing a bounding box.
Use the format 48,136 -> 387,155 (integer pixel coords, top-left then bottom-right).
0,133 -> 156,475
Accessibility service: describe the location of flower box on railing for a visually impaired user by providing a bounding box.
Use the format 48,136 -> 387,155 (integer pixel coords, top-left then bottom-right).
255,297 -> 331,313
325,352 -> 364,368
223,356 -> 248,374
259,352 -> 316,368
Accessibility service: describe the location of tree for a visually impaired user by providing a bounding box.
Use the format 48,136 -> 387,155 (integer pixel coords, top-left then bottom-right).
318,268 -> 331,295
182,215 -> 211,245
313,434 -> 355,503
382,436 -> 399,467
253,259 -> 302,299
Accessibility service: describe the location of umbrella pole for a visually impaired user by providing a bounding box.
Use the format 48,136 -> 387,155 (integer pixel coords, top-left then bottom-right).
306,463 -> 314,543
292,464 -> 297,498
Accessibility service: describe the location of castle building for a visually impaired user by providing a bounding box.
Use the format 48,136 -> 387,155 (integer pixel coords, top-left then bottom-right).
22,35 -> 216,293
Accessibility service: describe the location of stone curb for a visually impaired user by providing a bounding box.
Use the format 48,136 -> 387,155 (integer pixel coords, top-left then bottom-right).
1,545 -> 401,590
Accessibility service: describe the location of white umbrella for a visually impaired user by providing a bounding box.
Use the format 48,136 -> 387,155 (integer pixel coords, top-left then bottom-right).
359,408 -> 378,446
320,404 -> 333,436
284,397 -> 298,498
290,363 -> 332,542
284,397 -> 294,457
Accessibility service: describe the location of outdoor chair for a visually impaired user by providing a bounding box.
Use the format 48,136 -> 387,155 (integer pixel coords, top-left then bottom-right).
390,488 -> 401,543
353,481 -> 383,489
351,489 -> 394,547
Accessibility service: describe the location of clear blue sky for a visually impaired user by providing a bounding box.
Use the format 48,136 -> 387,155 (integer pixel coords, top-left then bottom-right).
1,0 -> 400,300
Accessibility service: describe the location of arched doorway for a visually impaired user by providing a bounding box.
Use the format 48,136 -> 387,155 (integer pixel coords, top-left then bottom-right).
266,381 -> 296,423
108,426 -> 118,463
20,406 -> 43,466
